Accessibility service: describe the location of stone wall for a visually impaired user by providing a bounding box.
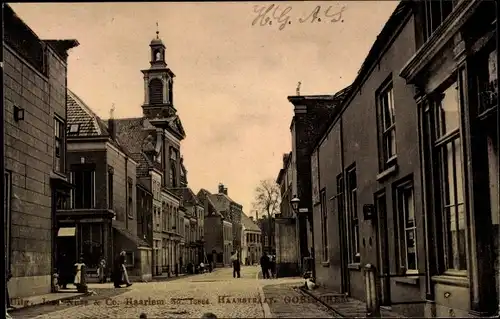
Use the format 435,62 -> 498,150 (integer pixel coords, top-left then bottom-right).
4,43 -> 69,298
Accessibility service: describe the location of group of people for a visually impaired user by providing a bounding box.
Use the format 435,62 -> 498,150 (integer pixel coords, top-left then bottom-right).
260,251 -> 276,279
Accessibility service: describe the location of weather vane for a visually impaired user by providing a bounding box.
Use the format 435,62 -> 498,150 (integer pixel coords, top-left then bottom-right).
296,81 -> 302,96
110,103 -> 115,119
156,22 -> 159,38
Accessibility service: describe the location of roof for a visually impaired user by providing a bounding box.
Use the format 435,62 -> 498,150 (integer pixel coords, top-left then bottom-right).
241,213 -> 261,232
311,1 -> 413,153
276,152 -> 292,184
169,187 -> 200,206
113,117 -> 163,177
112,220 -> 150,248
66,90 -> 132,157
197,189 -> 223,218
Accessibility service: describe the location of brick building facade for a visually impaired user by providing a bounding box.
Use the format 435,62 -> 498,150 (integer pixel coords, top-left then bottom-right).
3,4 -> 78,297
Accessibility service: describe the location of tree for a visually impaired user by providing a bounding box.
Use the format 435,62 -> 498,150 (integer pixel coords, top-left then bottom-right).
252,179 -> 281,249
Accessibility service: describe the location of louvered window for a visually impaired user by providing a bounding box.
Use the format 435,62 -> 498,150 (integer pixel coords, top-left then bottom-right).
149,79 -> 164,104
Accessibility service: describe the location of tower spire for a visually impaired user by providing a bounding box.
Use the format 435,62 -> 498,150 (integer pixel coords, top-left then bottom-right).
156,22 -> 159,39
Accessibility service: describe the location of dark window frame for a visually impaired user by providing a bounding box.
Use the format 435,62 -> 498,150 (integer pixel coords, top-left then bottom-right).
394,177 -> 418,273
422,0 -> 455,42
376,77 -> 397,169
346,165 -> 360,264
70,167 -> 95,209
127,177 -> 133,219
425,70 -> 468,274
54,116 -> 66,174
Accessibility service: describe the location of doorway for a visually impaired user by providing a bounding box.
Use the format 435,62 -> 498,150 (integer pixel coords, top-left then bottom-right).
374,191 -> 391,306
56,227 -> 77,274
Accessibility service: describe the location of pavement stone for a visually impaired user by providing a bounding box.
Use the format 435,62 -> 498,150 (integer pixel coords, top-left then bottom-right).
10,267 -> 338,319
262,282 -> 339,318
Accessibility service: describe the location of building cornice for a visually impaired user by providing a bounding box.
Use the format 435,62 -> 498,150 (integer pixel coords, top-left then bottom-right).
399,0 -> 481,83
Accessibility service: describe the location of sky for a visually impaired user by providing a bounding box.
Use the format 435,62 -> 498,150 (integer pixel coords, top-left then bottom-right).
10,1 -> 398,218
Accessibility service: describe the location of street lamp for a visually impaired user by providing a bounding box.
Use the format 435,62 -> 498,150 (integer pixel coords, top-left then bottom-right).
291,196 -> 300,213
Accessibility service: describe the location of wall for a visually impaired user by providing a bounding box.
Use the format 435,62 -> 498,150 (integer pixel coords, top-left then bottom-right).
4,43 -> 69,297
314,14 -> 424,316
204,216 -> 223,260
106,144 -> 137,233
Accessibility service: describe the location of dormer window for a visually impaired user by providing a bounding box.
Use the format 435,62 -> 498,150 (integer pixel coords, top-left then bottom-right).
69,124 -> 80,133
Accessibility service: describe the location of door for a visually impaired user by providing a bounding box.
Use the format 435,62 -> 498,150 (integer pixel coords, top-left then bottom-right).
375,192 -> 391,306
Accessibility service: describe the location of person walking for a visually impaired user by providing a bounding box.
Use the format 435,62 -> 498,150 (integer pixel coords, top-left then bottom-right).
269,251 -> 276,279
230,251 -> 241,278
260,253 -> 270,279
120,250 -> 132,287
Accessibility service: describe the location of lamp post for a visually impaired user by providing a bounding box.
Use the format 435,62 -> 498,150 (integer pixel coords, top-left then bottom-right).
290,196 -> 300,213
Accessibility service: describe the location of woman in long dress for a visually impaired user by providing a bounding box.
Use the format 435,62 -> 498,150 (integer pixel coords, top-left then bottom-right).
74,255 -> 87,293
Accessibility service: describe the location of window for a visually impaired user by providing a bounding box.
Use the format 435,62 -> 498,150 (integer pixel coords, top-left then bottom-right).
4,171 -> 12,272
127,178 -> 133,218
71,169 -> 95,209
69,124 -> 80,134
149,78 -> 163,104
80,223 -> 103,268
377,81 -> 397,167
476,49 -> 498,116
426,73 -> 467,272
395,180 -> 417,273
423,0 -> 455,41
346,166 -> 360,264
107,167 -> 113,209
320,189 -> 328,261
54,117 -> 65,173
170,163 -> 177,188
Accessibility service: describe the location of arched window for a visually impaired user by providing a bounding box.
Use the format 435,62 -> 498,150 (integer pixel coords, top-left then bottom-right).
149,78 -> 163,104
155,51 -> 162,61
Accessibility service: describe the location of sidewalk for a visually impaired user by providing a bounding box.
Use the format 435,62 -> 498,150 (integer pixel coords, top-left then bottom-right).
262,282 -> 341,318
299,285 -> 404,318
9,291 -> 88,313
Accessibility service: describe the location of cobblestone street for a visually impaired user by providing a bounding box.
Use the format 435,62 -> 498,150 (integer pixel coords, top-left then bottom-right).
11,266 -> 336,319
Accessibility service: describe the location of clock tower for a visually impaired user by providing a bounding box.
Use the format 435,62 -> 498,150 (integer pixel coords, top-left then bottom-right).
141,29 -> 177,124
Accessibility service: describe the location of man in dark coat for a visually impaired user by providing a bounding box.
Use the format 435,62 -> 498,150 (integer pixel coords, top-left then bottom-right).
260,253 -> 270,279
231,252 -> 241,278
112,252 -> 124,288
58,253 -> 72,289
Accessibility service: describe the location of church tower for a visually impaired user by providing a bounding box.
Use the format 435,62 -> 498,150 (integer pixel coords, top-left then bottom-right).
141,28 -> 176,122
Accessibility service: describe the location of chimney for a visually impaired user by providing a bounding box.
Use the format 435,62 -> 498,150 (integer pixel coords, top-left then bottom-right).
283,153 -> 288,166
256,211 -> 259,220
223,187 -> 228,195
218,183 -> 224,194
108,104 -> 116,140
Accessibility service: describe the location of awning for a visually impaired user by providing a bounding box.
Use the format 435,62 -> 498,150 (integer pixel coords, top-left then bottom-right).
112,221 -> 150,248
57,227 -> 76,237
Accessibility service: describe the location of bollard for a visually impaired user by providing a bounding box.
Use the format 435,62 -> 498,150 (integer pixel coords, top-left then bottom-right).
364,263 -> 381,318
